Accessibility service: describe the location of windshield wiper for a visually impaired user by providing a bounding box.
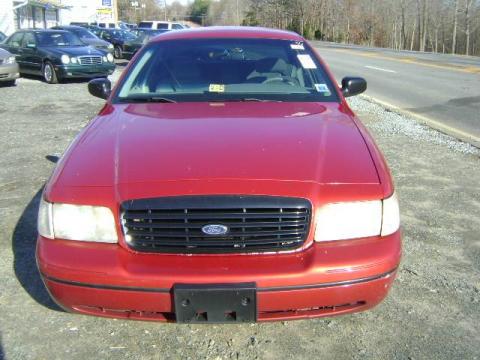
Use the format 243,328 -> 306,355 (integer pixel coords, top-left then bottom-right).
207,98 -> 283,103
234,98 -> 283,103
118,96 -> 177,103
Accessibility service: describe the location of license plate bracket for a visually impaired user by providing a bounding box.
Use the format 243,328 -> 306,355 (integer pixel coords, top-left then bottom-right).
174,283 -> 257,323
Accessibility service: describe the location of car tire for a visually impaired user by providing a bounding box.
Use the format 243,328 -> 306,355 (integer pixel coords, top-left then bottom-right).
114,45 -> 122,59
43,61 -> 58,84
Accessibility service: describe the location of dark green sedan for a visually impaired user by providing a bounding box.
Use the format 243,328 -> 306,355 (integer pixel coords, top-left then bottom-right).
0,29 -> 115,84
122,29 -> 169,60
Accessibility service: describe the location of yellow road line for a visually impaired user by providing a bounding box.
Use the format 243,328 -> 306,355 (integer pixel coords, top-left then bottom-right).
328,48 -> 480,74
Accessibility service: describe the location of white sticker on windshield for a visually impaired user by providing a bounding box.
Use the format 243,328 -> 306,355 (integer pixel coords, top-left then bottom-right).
315,84 -> 330,93
291,43 -> 305,50
297,54 -> 317,69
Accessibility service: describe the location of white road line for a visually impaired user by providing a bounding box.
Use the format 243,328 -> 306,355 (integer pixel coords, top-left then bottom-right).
364,65 -> 397,73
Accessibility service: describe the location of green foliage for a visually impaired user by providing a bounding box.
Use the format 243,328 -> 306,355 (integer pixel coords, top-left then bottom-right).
287,18 -> 301,34
314,30 -> 324,40
242,10 -> 259,26
303,23 -> 315,40
190,0 -> 211,24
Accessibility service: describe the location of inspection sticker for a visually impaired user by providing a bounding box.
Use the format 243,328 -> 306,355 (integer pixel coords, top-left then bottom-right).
209,84 -> 225,93
297,54 -> 317,69
290,42 -> 305,50
314,84 -> 330,93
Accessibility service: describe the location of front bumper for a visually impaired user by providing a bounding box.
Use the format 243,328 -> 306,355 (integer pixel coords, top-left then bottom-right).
37,231 -> 401,322
55,63 -> 115,79
0,63 -> 20,81
122,45 -> 141,59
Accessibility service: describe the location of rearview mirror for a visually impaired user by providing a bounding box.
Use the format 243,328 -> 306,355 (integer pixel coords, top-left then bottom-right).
88,78 -> 111,100
341,77 -> 367,98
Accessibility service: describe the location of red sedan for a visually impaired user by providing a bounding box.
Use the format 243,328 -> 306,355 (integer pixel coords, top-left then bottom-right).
37,27 -> 401,323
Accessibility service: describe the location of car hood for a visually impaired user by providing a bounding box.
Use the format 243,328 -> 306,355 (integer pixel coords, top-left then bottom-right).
50,102 -> 380,201
43,45 -> 104,57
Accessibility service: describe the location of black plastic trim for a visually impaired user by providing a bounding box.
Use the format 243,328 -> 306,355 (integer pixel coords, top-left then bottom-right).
257,268 -> 397,292
121,195 -> 312,254
41,273 -> 171,293
41,268 -> 397,294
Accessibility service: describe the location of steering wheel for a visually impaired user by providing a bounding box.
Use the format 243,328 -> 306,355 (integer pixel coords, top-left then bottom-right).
262,76 -> 299,86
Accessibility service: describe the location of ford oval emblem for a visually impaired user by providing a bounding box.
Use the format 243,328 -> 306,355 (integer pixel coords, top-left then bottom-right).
202,224 -> 229,236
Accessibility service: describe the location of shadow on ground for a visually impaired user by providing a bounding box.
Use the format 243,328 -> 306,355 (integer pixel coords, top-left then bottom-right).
0,332 -> 5,360
19,73 -> 104,84
405,95 -> 480,113
12,188 -> 61,311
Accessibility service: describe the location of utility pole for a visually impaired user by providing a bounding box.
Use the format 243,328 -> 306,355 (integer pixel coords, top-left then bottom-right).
236,0 -> 239,25
164,0 -> 168,21
112,0 -> 118,23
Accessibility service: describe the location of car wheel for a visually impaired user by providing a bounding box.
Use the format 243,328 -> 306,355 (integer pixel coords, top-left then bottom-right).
114,45 -> 122,59
43,61 -> 58,84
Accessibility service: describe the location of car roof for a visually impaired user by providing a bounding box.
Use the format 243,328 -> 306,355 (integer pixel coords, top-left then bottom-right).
54,25 -> 85,30
18,29 -> 69,34
150,26 -> 302,42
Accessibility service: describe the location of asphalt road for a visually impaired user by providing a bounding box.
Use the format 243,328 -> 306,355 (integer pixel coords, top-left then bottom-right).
313,41 -> 480,146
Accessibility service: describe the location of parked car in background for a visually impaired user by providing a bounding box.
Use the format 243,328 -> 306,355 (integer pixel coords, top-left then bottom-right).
97,28 -> 137,59
137,21 -> 187,30
122,29 -> 168,59
52,25 -> 114,54
124,23 -> 138,30
37,27 -> 401,323
0,48 -> 19,86
0,31 -> 7,42
69,22 -> 90,27
96,22 -> 116,29
84,25 -> 103,37
0,29 -> 115,84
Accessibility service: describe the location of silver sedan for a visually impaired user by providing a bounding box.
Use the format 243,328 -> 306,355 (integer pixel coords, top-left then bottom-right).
0,47 -> 19,86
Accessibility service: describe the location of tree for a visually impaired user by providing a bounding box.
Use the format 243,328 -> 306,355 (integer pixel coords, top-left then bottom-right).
452,0 -> 459,53
191,0 -> 211,25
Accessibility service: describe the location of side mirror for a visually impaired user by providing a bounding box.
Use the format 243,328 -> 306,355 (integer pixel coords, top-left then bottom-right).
88,78 -> 111,100
341,77 -> 367,98
26,43 -> 36,49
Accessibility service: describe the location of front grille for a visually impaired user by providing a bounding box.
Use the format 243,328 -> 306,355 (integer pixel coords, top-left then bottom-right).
79,56 -> 102,65
121,196 -> 311,253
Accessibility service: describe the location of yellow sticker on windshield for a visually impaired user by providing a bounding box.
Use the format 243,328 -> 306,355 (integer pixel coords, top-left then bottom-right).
209,84 -> 225,93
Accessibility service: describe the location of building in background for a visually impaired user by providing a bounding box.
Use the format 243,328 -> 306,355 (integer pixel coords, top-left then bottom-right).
0,0 -> 66,35
0,0 -> 118,36
59,0 -> 118,26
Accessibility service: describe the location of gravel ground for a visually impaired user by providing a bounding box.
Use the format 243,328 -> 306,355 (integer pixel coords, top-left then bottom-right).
0,71 -> 479,360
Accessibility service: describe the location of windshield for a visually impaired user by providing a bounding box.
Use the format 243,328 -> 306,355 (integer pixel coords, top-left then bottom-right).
115,39 -> 339,103
108,30 -> 136,40
71,28 -> 97,40
36,32 -> 84,47
135,30 -> 164,42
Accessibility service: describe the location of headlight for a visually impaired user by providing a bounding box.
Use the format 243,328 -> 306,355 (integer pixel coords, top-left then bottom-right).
38,198 -> 118,243
102,56 -> 108,63
70,57 -> 78,64
61,55 -> 70,64
38,198 -> 54,239
5,56 -> 16,64
108,43 -> 114,49
314,192 -> 400,242
107,53 -> 114,62
381,192 -> 400,236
